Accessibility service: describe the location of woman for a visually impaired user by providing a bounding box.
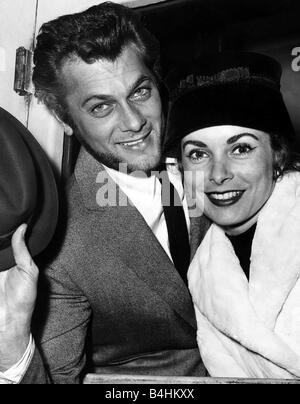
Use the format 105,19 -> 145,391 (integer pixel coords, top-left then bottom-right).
167,52 -> 300,379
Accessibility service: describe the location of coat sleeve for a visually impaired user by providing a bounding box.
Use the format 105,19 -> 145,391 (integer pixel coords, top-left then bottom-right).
20,263 -> 92,384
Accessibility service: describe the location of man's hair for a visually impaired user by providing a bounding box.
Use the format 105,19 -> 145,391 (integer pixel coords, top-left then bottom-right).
33,2 -> 161,124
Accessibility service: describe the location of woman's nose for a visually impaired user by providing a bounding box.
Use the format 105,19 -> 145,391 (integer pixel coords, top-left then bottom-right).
209,160 -> 234,185
120,104 -> 146,133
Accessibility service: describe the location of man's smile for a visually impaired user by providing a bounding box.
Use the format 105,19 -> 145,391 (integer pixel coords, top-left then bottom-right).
116,129 -> 153,151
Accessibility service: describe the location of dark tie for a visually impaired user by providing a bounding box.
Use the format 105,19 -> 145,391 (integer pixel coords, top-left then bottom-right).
160,171 -> 191,285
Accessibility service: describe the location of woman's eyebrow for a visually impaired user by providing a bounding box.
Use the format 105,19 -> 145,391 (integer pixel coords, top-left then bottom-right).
227,133 -> 259,144
182,140 -> 208,149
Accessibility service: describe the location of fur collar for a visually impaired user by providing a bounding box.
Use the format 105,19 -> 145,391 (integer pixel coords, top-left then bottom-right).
188,172 -> 300,378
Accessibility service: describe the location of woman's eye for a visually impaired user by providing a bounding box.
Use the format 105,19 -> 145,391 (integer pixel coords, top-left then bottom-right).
188,149 -> 209,162
131,87 -> 151,101
231,144 -> 256,156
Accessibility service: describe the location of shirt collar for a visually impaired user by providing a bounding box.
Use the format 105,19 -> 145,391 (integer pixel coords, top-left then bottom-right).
103,164 -> 159,200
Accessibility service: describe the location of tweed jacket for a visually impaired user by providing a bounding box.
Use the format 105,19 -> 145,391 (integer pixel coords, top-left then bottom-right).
21,148 -> 209,384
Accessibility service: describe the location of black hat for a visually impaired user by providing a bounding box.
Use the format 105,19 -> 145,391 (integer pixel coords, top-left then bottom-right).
166,52 -> 296,156
0,107 -> 58,271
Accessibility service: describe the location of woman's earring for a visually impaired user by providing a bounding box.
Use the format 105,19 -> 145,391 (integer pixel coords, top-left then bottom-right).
274,168 -> 282,180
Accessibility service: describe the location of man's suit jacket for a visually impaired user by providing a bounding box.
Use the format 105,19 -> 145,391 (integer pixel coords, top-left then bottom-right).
22,149 -> 210,384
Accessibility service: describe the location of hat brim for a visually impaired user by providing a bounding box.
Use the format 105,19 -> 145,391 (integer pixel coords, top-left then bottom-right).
0,108 -> 59,271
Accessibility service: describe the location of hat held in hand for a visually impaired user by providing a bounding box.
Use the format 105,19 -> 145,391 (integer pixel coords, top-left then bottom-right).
0,107 -> 58,271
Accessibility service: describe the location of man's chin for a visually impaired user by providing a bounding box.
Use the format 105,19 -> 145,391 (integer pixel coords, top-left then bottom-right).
124,154 -> 162,174
77,137 -> 162,173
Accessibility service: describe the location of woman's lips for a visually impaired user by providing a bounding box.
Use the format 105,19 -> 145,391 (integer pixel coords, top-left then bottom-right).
206,190 -> 245,207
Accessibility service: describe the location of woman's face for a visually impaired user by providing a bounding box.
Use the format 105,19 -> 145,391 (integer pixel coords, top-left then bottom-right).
182,125 -> 275,234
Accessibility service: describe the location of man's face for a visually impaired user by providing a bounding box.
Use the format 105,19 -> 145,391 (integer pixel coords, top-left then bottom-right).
60,45 -> 164,172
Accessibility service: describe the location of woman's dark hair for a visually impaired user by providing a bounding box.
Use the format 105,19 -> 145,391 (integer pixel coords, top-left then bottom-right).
33,2 -> 162,125
270,133 -> 300,179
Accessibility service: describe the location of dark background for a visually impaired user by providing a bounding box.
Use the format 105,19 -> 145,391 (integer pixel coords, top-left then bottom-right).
140,0 -> 300,134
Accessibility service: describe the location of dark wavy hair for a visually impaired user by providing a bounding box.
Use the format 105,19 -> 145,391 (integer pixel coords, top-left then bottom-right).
33,2 -> 162,125
270,133 -> 300,179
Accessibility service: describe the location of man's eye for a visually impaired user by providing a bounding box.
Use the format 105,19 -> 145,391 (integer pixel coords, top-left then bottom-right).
188,149 -> 209,162
91,103 -> 113,116
231,144 -> 256,156
131,87 -> 151,101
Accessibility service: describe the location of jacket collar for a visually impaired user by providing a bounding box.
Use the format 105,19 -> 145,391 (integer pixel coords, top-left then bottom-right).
74,148 -> 197,329
190,215 -> 211,260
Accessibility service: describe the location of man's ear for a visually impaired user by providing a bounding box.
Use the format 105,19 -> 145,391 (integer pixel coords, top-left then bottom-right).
62,123 -> 74,137
52,112 -> 74,137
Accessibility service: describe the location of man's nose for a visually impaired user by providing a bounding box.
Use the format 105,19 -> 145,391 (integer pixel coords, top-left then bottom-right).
120,103 -> 146,133
209,159 -> 234,185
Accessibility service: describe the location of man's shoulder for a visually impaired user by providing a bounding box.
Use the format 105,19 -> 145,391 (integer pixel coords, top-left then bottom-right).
45,176 -> 94,269
60,176 -> 90,238
46,172 -> 116,271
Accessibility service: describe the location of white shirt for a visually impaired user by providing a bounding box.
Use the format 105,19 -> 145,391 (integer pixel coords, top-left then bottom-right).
104,161 -> 190,260
1,160 -> 188,383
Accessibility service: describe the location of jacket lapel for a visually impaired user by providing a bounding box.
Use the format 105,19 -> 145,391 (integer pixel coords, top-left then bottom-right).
190,215 -> 211,260
75,148 -> 197,329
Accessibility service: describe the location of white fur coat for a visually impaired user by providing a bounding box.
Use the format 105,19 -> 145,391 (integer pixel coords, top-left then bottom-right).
188,172 -> 300,379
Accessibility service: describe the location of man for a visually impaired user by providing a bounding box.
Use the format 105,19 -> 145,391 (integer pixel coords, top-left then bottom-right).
0,2 -> 207,384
